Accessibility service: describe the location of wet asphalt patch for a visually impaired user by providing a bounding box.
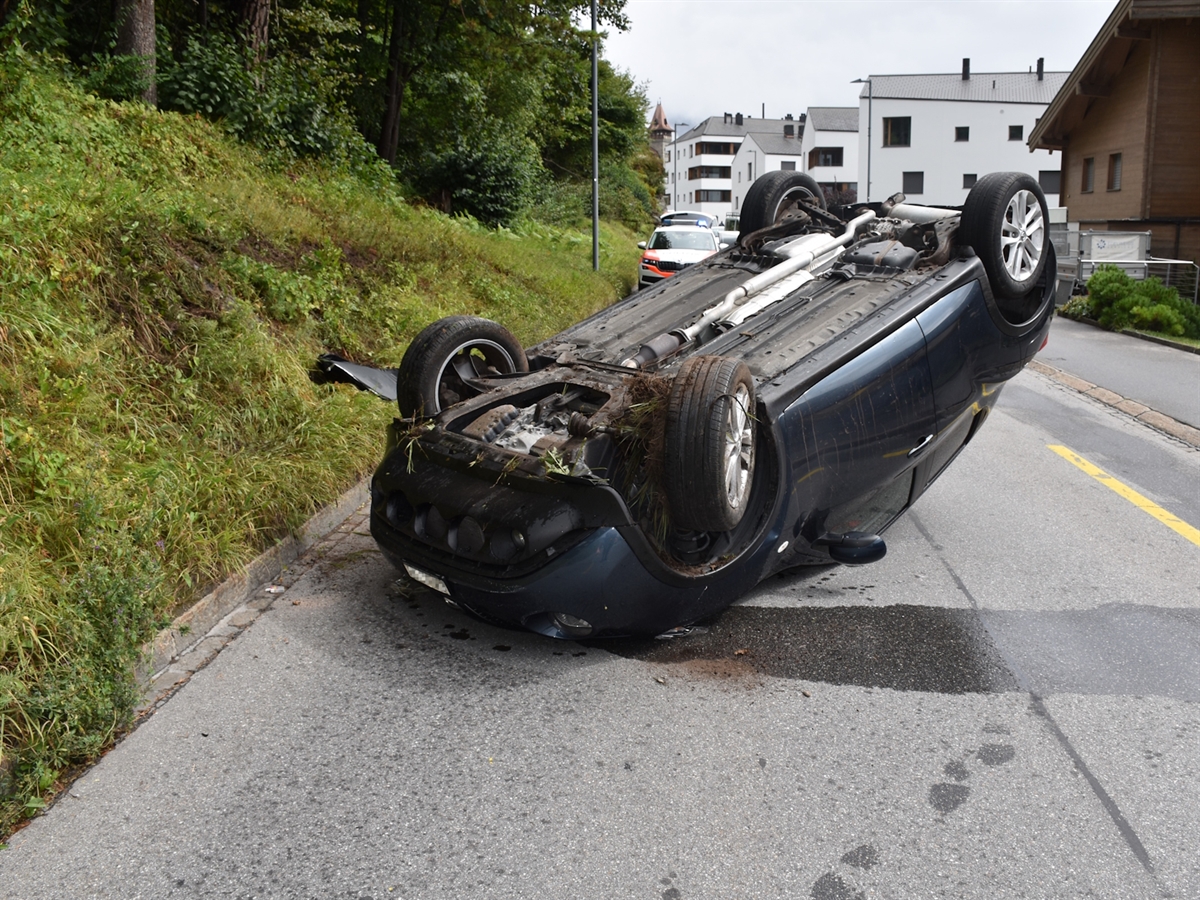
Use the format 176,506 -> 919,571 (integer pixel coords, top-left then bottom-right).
597,604 -> 1019,694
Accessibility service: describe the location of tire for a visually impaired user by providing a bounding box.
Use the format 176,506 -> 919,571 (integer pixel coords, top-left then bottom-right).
396,316 -> 528,417
738,171 -> 826,234
663,356 -> 757,532
959,172 -> 1049,301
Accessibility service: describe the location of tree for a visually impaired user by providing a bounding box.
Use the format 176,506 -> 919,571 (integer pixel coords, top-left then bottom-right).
114,0 -> 155,103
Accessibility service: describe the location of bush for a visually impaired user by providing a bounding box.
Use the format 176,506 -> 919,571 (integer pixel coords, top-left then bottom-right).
1085,265 -> 1200,338
413,132 -> 539,227
158,32 -> 372,164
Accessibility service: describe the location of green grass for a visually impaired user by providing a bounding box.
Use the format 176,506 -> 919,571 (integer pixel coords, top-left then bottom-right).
0,57 -> 640,833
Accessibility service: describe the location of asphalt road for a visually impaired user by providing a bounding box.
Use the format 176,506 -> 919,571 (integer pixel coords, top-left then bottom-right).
1039,317 -> 1200,428
1,368 -> 1197,900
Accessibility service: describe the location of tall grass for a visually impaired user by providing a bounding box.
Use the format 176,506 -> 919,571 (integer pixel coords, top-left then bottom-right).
0,56 -> 640,833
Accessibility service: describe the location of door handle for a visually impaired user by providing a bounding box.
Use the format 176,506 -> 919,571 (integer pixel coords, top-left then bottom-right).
907,434 -> 934,458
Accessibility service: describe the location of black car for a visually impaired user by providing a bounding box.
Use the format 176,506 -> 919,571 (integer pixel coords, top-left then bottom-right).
315,171 -> 1056,639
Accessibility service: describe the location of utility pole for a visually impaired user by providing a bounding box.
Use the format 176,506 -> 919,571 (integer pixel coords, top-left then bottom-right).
591,0 -> 599,271
851,78 -> 872,202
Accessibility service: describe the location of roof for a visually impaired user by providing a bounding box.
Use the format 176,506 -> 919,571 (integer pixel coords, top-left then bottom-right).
649,103 -> 671,134
676,115 -> 799,142
1029,0 -> 1200,149
858,71 -> 1070,105
741,132 -> 805,155
806,107 -> 858,132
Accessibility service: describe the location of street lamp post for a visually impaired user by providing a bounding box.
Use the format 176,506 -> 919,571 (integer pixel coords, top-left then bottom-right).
851,78 -> 872,202
672,122 -> 688,210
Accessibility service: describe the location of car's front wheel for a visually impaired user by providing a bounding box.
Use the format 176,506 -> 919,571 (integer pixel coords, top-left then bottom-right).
663,356 -> 757,533
738,171 -> 826,234
959,172 -> 1050,301
396,316 -> 528,417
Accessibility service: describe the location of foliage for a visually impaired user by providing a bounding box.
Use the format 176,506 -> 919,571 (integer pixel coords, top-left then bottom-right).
157,31 -> 372,163
0,62 -> 638,835
1082,265 -> 1200,338
6,0 -> 653,229
412,127 -> 541,227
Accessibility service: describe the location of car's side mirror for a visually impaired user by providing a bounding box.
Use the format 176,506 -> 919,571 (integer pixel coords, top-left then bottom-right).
637,241 -> 647,250
719,242 -> 731,250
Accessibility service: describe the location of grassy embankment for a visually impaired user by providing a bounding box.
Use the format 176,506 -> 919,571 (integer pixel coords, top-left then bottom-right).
0,59 -> 640,834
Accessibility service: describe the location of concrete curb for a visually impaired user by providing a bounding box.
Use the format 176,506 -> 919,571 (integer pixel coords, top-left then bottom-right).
1057,312 -> 1200,356
1027,359 -> 1200,448
138,477 -> 371,686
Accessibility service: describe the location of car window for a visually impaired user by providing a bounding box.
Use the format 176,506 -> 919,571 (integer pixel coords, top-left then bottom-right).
649,231 -> 717,251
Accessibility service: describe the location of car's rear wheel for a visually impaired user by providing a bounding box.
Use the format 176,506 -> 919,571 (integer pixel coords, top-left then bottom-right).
396,316 -> 528,417
664,356 -> 757,532
739,171 -> 826,234
958,172 -> 1049,301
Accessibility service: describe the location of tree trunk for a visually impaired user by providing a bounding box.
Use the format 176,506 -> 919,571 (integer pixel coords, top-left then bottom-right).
114,0 -> 156,105
377,0 -> 409,165
236,0 -> 270,64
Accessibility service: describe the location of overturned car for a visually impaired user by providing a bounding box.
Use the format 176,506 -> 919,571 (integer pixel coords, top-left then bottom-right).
316,171 -> 1055,639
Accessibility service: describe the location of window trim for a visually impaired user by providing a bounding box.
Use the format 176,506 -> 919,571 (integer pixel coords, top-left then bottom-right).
902,171 -> 924,195
882,117 -> 911,148
1106,153 -> 1123,192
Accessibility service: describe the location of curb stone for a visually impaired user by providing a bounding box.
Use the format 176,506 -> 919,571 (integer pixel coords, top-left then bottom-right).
1027,359 -> 1200,448
136,477 -> 371,710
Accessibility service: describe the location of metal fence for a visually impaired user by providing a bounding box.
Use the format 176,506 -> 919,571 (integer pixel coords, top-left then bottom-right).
1075,258 -> 1200,304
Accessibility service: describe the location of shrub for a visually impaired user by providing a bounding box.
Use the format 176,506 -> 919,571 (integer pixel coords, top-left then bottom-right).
1085,264 -> 1200,338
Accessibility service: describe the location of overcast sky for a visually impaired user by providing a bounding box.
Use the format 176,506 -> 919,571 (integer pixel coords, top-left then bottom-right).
602,0 -> 1118,129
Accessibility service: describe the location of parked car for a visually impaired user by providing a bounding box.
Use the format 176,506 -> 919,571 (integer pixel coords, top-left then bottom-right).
638,225 -> 723,289
717,213 -> 740,247
314,171 -> 1055,639
659,210 -> 717,228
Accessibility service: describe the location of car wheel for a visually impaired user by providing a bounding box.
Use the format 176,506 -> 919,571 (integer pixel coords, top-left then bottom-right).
396,316 -> 528,417
958,172 -> 1049,301
738,171 -> 826,234
664,356 -> 757,533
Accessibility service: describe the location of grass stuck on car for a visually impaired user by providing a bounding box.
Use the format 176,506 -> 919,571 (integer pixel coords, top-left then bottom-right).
315,171 -> 1055,639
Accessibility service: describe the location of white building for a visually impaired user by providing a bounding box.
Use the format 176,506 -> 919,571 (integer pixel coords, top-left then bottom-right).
857,60 -> 1067,206
799,107 -> 859,202
730,126 -> 805,215
665,112 -> 802,220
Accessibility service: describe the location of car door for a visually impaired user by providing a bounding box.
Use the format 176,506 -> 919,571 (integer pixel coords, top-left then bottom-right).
779,318 -> 938,538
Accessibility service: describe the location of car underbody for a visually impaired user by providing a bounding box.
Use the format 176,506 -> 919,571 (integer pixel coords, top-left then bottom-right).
316,172 -> 1056,638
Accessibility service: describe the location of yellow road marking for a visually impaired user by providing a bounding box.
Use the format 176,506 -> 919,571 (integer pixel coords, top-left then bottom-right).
1048,444 -> 1200,547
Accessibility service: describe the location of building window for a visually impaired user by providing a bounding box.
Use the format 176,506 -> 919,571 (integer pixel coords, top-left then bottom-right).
955,126 -> 969,142
780,160 -> 796,171
666,151 -> 671,162
688,166 -> 731,180
882,117 -> 911,147
695,141 -> 738,155
963,173 -> 977,189
696,190 -> 732,203
689,145 -> 693,158
1107,153 -> 1122,191
902,171 -> 924,194
1039,170 -> 1062,195
1009,124 -> 1024,141
808,147 -> 844,168
1082,157 -> 1095,193
748,163 -> 753,181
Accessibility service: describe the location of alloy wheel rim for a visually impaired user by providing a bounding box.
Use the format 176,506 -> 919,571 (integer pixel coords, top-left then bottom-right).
1000,189 -> 1044,283
723,384 -> 754,509
433,339 -> 517,414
